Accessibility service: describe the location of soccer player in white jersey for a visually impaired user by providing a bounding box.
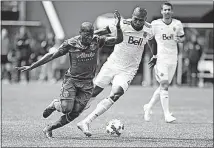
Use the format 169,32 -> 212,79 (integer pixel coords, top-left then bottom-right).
77,7 -> 153,137
144,2 -> 185,123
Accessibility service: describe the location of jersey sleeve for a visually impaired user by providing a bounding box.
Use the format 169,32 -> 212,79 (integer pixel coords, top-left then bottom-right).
177,21 -> 185,37
57,39 -> 72,55
98,36 -> 107,48
150,20 -> 156,37
145,22 -> 154,40
148,26 -> 154,40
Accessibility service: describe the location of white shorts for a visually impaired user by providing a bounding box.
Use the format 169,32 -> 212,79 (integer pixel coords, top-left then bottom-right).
94,63 -> 136,92
154,62 -> 177,83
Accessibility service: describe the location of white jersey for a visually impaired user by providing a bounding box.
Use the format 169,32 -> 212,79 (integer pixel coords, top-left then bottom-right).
106,19 -> 153,72
151,18 -> 184,64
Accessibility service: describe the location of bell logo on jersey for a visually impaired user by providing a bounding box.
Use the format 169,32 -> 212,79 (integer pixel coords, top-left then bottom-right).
128,36 -> 143,46
162,34 -> 174,40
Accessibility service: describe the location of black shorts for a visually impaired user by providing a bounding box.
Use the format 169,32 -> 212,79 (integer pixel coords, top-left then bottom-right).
1,55 -> 9,64
60,76 -> 94,106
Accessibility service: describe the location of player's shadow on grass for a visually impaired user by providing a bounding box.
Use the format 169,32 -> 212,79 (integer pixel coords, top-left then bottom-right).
170,122 -> 213,125
62,134 -> 212,142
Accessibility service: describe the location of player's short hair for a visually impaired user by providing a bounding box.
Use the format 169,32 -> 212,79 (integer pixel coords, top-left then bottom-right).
161,1 -> 173,10
80,22 -> 94,33
132,7 -> 147,18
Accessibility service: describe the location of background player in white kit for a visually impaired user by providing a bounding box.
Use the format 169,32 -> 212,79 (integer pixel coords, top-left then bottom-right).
144,2 -> 185,123
77,7 -> 153,137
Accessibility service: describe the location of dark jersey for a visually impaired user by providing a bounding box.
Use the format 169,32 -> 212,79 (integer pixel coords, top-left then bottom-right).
59,35 -> 105,80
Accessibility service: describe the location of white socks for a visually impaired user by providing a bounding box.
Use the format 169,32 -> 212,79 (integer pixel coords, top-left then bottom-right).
83,98 -> 114,124
160,89 -> 170,116
147,87 -> 160,109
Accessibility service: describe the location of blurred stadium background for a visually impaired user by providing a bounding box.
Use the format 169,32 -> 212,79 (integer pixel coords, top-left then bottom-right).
1,0 -> 213,147
1,0 -> 213,87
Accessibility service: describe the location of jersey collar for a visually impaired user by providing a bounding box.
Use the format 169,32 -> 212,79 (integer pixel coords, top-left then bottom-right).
161,18 -> 173,25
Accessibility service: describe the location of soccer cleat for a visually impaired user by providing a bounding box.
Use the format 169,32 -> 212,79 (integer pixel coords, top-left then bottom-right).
43,126 -> 53,139
143,104 -> 153,122
165,114 -> 176,123
43,99 -> 57,118
77,122 -> 92,137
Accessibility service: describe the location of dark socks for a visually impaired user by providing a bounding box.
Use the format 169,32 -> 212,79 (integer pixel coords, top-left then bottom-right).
47,112 -> 79,131
47,115 -> 70,131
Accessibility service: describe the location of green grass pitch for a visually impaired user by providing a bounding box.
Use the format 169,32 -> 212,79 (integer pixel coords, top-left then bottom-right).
1,82 -> 213,147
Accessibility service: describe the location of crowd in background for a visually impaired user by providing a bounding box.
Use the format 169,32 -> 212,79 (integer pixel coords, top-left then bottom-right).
182,28 -> 204,86
0,26 -> 212,87
1,26 -> 68,84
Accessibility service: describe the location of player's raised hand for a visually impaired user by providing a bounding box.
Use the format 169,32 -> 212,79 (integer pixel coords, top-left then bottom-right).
15,66 -> 32,72
114,10 -> 121,28
148,56 -> 157,69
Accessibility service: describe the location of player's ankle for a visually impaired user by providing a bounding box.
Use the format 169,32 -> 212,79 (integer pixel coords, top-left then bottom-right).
164,112 -> 171,117
147,104 -> 152,109
80,119 -> 89,125
145,103 -> 152,111
46,125 -> 52,131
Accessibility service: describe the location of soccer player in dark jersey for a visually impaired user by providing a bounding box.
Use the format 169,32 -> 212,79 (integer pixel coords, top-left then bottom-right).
15,10 -> 123,139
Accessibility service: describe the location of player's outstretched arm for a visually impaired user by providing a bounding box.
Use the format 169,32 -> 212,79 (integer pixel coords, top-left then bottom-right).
104,10 -> 123,46
15,52 -> 54,72
16,42 -> 69,72
147,38 -> 157,69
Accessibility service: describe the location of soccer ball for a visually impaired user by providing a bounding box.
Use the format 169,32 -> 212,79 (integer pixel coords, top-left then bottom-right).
106,119 -> 124,136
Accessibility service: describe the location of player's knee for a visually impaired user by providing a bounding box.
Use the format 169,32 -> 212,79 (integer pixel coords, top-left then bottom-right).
109,94 -> 121,102
67,111 -> 80,121
160,80 -> 169,91
66,102 -> 85,120
61,99 -> 75,114
92,85 -> 104,97
109,86 -> 124,102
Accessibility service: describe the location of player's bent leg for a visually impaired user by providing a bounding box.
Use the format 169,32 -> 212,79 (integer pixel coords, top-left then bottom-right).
42,97 -> 76,138
88,85 -> 124,121
43,101 -> 84,138
77,96 -> 115,137
59,76 -> 77,113
86,85 -> 124,121
78,86 -> 124,136
43,114 -> 72,138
